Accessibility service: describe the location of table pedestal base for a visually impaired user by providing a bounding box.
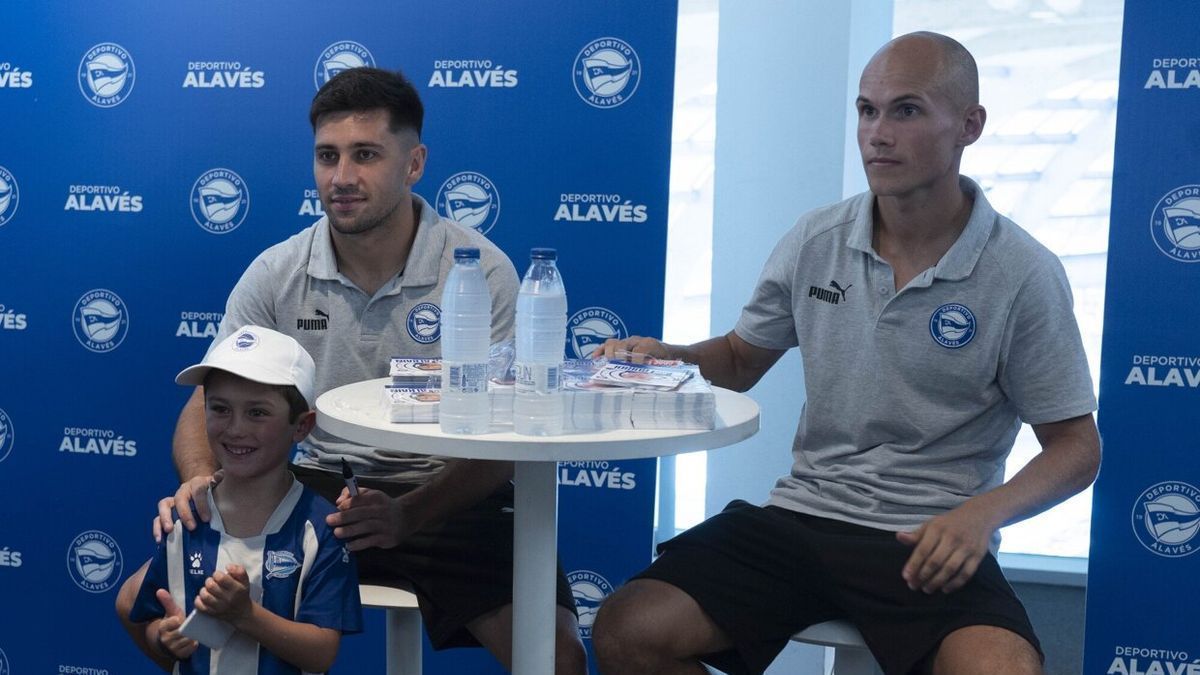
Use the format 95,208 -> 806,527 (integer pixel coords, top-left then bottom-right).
512,460 -> 559,674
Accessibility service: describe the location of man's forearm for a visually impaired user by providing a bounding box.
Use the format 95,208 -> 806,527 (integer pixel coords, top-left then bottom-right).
964,414 -> 1100,530
173,387 -> 218,481
671,333 -> 782,392
399,458 -> 514,532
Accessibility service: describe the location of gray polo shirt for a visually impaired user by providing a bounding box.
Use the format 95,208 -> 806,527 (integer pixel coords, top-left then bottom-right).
210,194 -> 519,481
737,178 -> 1096,533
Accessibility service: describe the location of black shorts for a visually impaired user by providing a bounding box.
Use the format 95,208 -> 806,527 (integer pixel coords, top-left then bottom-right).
292,464 -> 577,649
635,500 -> 1040,675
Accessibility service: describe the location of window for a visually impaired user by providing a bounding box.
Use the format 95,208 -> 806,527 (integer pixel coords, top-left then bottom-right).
663,0 -> 1122,559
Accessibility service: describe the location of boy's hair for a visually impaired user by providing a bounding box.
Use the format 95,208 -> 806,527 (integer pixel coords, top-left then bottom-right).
309,67 -> 424,137
202,370 -> 310,423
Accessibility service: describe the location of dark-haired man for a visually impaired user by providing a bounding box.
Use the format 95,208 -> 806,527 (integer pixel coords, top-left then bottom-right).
591,32 -> 1099,675
117,67 -> 586,673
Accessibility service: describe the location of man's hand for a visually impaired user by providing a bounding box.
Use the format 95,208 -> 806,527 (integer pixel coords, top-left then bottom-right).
590,335 -> 672,362
153,472 -> 223,542
327,486 -> 414,551
153,589 -> 198,660
896,501 -> 999,594
195,564 -> 253,626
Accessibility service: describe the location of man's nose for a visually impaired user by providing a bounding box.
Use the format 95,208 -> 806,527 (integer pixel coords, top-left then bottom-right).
332,157 -> 357,186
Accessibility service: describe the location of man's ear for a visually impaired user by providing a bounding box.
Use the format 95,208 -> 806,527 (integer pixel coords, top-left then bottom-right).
406,143 -> 428,186
960,104 -> 987,147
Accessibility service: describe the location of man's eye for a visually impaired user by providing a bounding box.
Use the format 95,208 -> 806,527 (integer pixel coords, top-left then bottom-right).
357,150 -> 377,161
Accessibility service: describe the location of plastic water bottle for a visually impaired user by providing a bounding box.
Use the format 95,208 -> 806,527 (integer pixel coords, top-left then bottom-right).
513,248 -> 567,436
440,247 -> 492,434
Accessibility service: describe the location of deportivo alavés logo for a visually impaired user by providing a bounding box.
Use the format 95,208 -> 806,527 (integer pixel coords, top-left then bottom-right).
568,569 -> 615,639
67,530 -> 123,593
568,307 -> 628,359
929,303 -> 976,349
265,550 -> 302,579
1150,185 -> 1200,262
573,37 -> 641,108
0,166 -> 18,227
78,42 -> 135,107
73,289 -> 129,353
1132,481 -> 1200,558
437,171 -> 501,235
314,41 -> 375,90
234,329 -> 259,351
407,303 -> 441,344
0,408 -> 13,464
191,168 -> 249,234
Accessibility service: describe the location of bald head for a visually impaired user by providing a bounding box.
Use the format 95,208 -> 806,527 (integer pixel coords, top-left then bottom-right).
865,31 -> 979,113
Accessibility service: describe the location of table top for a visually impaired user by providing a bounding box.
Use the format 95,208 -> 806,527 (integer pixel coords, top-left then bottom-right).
316,377 -> 760,462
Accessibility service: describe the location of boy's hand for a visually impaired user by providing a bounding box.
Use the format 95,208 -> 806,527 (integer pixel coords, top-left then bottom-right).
154,472 -> 223,542
154,589 -> 198,659
329,486 -> 414,550
195,564 -> 253,626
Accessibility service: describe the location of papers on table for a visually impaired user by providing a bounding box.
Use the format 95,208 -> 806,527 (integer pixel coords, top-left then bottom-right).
381,358 -> 715,430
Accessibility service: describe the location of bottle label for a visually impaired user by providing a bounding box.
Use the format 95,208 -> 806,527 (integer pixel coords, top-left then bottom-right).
515,363 -> 560,394
447,362 -> 488,394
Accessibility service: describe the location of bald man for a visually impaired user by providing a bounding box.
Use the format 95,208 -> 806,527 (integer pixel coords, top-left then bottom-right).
590,32 -> 1099,675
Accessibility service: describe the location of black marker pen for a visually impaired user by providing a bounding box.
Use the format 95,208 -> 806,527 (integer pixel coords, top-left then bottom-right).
341,458 -> 360,497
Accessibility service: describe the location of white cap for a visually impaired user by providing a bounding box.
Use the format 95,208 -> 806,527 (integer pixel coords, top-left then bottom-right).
175,326 -> 316,406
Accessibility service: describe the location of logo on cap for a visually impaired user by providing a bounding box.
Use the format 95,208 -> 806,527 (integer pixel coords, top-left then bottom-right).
234,330 -> 259,351
78,42 -> 135,107
73,289 -> 129,353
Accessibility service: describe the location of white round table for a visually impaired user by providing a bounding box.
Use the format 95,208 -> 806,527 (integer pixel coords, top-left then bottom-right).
317,378 -> 760,675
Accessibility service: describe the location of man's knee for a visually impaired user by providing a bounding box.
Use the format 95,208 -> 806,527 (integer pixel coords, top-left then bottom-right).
593,578 -> 722,669
934,625 -> 1042,675
555,607 -> 588,675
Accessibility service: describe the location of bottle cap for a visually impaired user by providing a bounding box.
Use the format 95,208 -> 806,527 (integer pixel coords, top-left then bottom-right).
453,247 -> 481,260
530,247 -> 557,261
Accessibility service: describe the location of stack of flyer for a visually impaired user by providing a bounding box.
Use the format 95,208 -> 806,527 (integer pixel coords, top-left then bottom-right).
587,360 -> 715,430
384,358 -> 442,423
380,357 -> 715,431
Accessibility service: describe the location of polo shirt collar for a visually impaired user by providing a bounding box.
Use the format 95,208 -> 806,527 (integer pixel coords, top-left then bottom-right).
305,193 -> 445,287
846,176 -> 996,281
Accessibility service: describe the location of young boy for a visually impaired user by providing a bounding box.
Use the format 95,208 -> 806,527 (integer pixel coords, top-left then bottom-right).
130,326 -> 362,673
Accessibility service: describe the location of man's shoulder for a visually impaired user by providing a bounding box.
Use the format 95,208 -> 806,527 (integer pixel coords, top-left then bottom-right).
982,212 -> 1064,280
784,192 -> 868,248
254,220 -> 323,265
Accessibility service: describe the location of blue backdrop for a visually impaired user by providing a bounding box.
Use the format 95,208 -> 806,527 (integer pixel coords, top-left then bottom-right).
0,2 -> 677,672
1083,2 -> 1200,673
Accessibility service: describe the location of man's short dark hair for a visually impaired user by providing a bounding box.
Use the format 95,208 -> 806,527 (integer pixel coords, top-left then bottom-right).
309,67 -> 424,136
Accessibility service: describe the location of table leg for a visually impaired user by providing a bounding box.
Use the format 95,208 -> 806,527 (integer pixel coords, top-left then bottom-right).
512,460 -> 559,675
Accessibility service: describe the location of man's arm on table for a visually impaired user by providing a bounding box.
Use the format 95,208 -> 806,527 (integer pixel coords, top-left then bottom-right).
329,458 -> 514,550
594,331 -> 786,393
898,413 -> 1101,594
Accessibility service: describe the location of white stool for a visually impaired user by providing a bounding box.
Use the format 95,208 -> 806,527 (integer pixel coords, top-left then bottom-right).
359,584 -> 423,675
791,620 -> 883,675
